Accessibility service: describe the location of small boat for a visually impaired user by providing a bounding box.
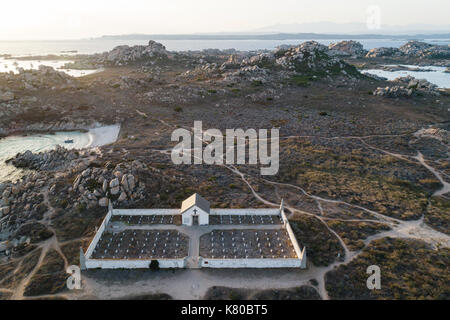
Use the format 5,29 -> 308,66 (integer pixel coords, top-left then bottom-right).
64,139 -> 74,144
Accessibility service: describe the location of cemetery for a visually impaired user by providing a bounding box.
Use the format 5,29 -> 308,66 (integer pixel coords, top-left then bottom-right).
81,194 -> 307,269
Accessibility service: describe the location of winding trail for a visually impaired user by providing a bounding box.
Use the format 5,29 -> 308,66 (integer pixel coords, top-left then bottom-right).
415,152 -> 450,196
7,187 -> 73,299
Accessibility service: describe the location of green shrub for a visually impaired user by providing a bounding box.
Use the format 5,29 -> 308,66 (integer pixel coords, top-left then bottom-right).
289,75 -> 310,87
150,260 -> 160,271
85,179 -> 102,192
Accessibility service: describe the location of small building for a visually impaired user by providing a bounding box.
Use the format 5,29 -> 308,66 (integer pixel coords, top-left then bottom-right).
180,193 -> 210,226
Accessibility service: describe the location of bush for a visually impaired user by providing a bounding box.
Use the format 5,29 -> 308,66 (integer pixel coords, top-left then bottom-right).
85,179 -> 102,192
150,260 -> 160,271
289,75 -> 310,87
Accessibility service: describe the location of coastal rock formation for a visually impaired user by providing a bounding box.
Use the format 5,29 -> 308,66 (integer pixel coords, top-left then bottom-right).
103,40 -> 168,66
177,41 -> 361,88
219,54 -> 242,70
66,160 -> 146,209
7,146 -> 79,171
399,41 -> 450,59
0,172 -> 49,242
328,41 -> 367,58
399,41 -> 433,56
234,41 -> 358,80
364,40 -> 450,59
0,65 -> 77,94
373,75 -> 439,97
365,47 -> 403,58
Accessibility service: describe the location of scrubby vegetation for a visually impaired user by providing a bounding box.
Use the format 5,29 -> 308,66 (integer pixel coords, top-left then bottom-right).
290,216 -> 345,266
325,238 -> 450,299
326,220 -> 391,251
204,285 -> 321,300
278,139 -> 436,220
425,197 -> 450,235
24,249 -> 67,296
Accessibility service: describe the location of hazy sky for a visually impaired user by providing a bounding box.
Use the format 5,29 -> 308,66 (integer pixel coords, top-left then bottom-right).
1,0 -> 449,40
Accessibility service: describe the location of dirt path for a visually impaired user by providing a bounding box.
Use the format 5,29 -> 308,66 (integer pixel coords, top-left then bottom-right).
8,187 -> 71,299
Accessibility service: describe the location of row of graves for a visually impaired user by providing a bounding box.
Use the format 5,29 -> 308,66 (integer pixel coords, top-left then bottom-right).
199,230 -> 297,259
208,214 -> 282,225
110,214 -> 181,225
91,230 -> 189,260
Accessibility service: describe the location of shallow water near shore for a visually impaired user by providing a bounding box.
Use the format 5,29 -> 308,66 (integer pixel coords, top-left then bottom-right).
0,57 -> 100,77
0,124 -> 120,183
363,65 -> 450,88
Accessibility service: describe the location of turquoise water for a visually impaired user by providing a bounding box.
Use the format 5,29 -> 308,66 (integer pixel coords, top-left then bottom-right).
0,131 -> 90,182
0,124 -> 120,183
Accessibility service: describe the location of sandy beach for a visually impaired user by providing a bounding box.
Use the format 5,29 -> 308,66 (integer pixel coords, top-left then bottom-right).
86,124 -> 121,148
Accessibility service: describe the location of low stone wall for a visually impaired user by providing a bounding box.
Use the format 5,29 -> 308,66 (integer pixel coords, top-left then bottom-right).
201,258 -> 302,268
112,208 -> 279,217
283,209 -> 307,268
285,222 -> 302,258
210,209 -> 280,216
112,209 -> 180,216
85,258 -> 186,269
85,206 -> 113,258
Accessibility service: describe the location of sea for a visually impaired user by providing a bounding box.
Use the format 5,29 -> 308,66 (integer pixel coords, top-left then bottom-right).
0,125 -> 120,183
0,38 -> 449,55
0,131 -> 91,183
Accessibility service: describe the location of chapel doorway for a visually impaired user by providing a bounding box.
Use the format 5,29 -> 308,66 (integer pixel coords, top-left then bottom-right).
193,216 -> 199,226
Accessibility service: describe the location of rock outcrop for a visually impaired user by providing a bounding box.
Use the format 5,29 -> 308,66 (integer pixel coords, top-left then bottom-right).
7,146 -> 79,171
373,76 -> 439,97
233,41 -> 357,79
399,41 -> 450,59
102,40 -> 168,66
67,160 -> 147,209
328,41 -> 367,58
0,65 -> 78,98
366,47 -> 403,58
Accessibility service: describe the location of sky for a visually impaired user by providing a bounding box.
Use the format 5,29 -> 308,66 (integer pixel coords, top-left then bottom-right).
1,0 -> 449,40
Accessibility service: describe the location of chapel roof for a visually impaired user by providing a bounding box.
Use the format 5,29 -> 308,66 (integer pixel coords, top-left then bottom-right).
180,193 -> 210,214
